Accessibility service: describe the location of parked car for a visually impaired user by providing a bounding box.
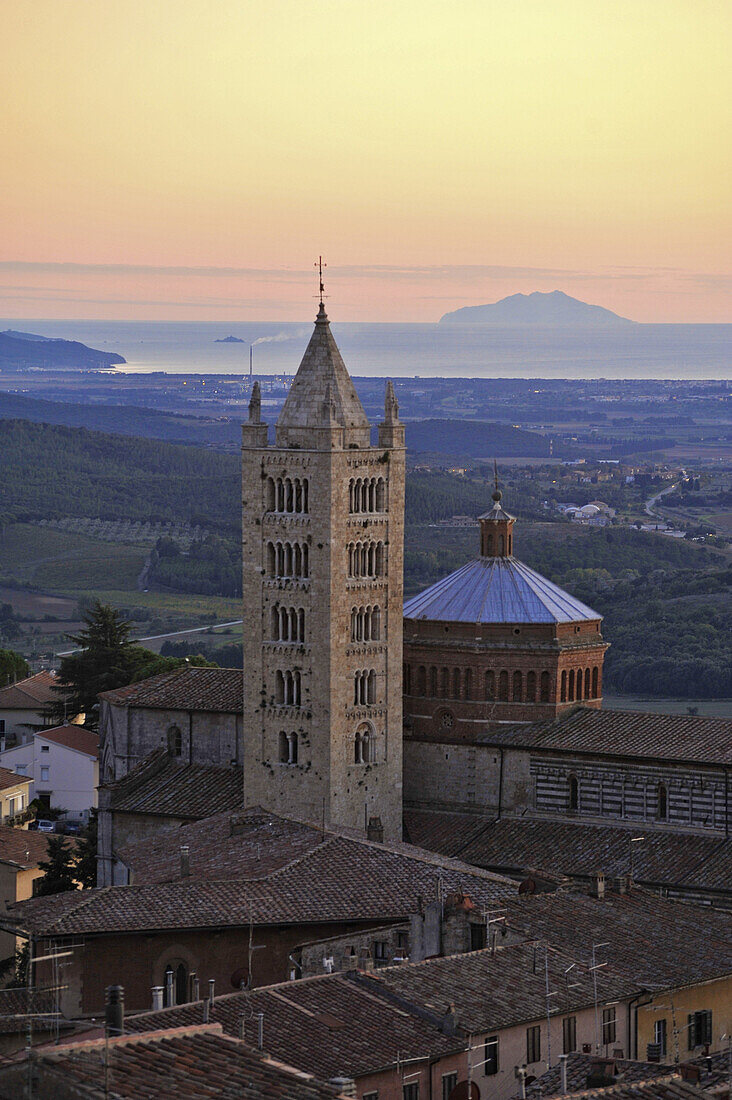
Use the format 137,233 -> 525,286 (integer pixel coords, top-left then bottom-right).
55,821 -> 82,835
28,819 -> 55,832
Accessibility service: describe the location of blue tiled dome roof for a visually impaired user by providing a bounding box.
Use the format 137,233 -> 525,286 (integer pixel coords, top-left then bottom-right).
403,557 -> 601,625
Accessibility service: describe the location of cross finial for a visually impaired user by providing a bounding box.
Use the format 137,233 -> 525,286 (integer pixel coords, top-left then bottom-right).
314,256 -> 327,305
494,459 -> 499,493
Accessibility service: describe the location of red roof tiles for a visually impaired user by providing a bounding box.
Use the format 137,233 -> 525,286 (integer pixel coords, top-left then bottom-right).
0,766 -> 30,793
39,724 -> 99,758
108,749 -> 243,819
99,666 -> 242,712
0,670 -> 60,710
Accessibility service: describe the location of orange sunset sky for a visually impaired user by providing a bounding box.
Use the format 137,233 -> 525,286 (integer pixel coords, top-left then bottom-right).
1,1 -> 729,322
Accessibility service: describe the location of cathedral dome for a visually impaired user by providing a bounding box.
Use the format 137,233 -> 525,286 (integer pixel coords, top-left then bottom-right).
402,555 -> 600,625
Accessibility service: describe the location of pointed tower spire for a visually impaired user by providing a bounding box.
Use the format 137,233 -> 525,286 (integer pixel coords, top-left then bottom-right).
378,380 -> 405,448
248,380 -> 262,424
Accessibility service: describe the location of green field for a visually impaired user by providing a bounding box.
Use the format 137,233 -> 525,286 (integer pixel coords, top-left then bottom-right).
0,523 -> 146,590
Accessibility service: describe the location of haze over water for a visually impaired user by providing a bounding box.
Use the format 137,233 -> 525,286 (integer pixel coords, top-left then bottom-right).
1,319 -> 729,380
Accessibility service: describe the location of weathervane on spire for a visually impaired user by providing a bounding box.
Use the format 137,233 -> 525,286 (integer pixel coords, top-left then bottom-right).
314,256 -> 327,305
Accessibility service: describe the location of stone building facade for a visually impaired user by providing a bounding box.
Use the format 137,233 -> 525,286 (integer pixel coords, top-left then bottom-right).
403,490 -> 607,744
241,304 -> 405,841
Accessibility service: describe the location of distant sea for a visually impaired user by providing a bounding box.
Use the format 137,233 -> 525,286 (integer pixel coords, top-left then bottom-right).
1,319 -> 730,379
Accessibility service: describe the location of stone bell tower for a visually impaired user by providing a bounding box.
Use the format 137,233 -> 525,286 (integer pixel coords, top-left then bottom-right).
241,301 -> 405,841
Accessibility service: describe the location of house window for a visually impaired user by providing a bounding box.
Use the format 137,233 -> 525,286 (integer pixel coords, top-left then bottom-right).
526,1025 -> 541,1064
470,922 -> 487,951
278,732 -> 298,765
484,1036 -> 499,1075
688,1010 -> 712,1050
167,726 -> 183,757
40,745 -> 50,753
654,1019 -> 667,1057
373,941 -> 389,966
403,1084 -> 419,1100
442,1073 -> 457,1100
563,1016 -> 577,1054
40,766 -> 50,782
363,1094 -> 379,1100
7,798 -> 15,818
602,1007 -> 617,1045
15,765 -> 27,776
0,720 -> 5,734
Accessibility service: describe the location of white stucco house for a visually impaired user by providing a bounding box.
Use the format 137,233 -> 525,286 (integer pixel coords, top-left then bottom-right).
0,725 -> 99,821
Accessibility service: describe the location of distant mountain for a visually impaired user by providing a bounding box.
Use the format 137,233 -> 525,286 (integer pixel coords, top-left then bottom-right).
439,291 -> 634,326
0,330 -> 126,369
214,335 -> 245,343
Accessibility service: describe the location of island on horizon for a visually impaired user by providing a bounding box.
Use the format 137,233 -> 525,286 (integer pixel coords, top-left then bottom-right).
0,329 -> 126,370
439,289 -> 635,326
214,335 -> 246,343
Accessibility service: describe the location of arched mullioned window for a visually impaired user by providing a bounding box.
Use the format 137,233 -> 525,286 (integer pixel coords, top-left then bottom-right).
270,605 -> 305,643
592,666 -> 599,698
354,723 -> 374,764
350,605 -> 382,643
353,669 -> 376,706
540,671 -> 551,703
266,476 -> 309,514
568,669 -> 575,702
498,671 -> 509,702
512,670 -> 523,702
275,670 -> 301,706
569,774 -> 579,812
349,477 -> 387,515
267,540 -> 309,579
279,731 -> 299,765
163,963 -> 188,1007
526,671 -> 537,702
576,669 -> 583,701
657,782 -> 668,820
347,541 -> 386,579
584,668 -> 591,698
485,670 -> 495,701
560,670 -> 567,702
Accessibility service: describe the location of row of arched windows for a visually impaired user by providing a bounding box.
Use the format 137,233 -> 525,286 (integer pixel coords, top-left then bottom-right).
275,669 -> 301,706
266,476 -> 309,514
406,665 -> 552,703
266,541 -> 309,578
349,477 -> 386,514
348,541 -> 385,579
279,731 -> 299,765
270,605 -> 305,643
560,666 -> 600,702
354,669 -> 376,705
351,605 -> 381,642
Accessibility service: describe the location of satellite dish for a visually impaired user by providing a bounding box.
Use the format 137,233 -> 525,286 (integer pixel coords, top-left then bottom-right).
449,1082 -> 479,1100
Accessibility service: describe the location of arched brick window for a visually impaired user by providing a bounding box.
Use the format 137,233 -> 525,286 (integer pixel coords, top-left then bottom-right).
417,666 -> 426,695
592,666 -> 599,698
526,671 -> 536,702
584,668 -> 591,698
568,774 -> 579,811
512,670 -> 522,702
540,671 -> 550,703
464,668 -> 472,700
568,669 -> 575,701
560,670 -> 567,702
452,668 -> 461,699
485,670 -> 495,700
441,668 -> 450,698
498,671 -> 509,701
576,669 -> 583,701
429,667 -> 438,696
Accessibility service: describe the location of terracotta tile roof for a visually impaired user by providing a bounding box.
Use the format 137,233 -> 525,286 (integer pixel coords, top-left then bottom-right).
38,724 -> 99,758
0,824 -> 62,869
107,749 -> 243,820
0,1024 -> 345,1099
0,986 -> 65,1035
482,707 -> 732,765
498,891 -> 732,991
0,766 -> 30,793
552,1078 -> 709,1100
523,1053 -> 732,1100
0,670 -> 60,710
404,811 -> 732,896
99,666 -> 242,712
361,941 -> 635,1036
7,811 -> 517,935
119,808 -> 324,882
127,974 -> 465,1082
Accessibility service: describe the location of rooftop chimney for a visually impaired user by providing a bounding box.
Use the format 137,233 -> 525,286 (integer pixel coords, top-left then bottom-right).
151,986 -> 164,1012
366,816 -> 384,844
591,873 -> 606,900
105,985 -> 124,1037
559,1054 -> 568,1095
441,1003 -> 458,1036
330,1078 -> 356,1098
208,978 -> 215,1004
180,845 -> 190,878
